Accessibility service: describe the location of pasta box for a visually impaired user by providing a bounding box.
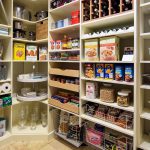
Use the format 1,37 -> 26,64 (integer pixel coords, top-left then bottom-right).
26,45 -> 38,61
14,43 -> 25,60
105,64 -> 114,80
95,64 -> 105,79
84,39 -> 99,61
100,36 -> 120,61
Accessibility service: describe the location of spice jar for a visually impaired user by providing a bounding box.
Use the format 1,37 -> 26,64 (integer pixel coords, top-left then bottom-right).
117,91 -> 130,107
100,84 -> 115,103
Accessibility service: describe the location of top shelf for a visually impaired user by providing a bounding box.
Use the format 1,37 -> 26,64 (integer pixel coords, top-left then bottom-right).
140,2 -> 150,14
49,0 -> 79,18
81,11 -> 134,29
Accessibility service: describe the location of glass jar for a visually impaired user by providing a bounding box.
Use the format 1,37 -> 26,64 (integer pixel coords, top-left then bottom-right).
30,113 -> 36,130
117,91 -> 130,107
100,84 -> 115,103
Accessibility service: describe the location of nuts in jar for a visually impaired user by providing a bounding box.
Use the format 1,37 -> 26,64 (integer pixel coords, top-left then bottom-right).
100,84 -> 115,103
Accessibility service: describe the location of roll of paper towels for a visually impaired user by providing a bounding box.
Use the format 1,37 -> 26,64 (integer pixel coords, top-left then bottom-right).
1,83 -> 11,93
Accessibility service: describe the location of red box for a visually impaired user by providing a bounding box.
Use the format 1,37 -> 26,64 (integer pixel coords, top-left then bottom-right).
71,18 -> 80,24
71,10 -> 80,18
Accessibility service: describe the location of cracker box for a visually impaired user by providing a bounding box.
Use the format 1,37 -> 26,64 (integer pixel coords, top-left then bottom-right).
14,43 -> 25,60
84,39 -> 99,61
95,64 -> 104,79
100,36 -> 120,61
105,64 -> 114,80
39,45 -> 48,60
86,82 -> 98,99
26,45 -> 38,61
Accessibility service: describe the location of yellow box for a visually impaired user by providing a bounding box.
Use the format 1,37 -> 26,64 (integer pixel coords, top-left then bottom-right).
14,43 -> 25,60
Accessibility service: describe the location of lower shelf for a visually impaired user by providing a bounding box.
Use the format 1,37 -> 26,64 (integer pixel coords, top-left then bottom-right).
139,141 -> 150,150
0,131 -> 11,142
55,132 -> 83,147
17,94 -> 48,102
49,99 -> 79,115
12,124 -> 48,135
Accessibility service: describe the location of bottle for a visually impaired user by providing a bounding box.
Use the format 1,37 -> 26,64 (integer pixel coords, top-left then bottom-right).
111,0 -> 120,14
101,0 -> 109,17
62,35 -> 68,49
123,0 -> 132,11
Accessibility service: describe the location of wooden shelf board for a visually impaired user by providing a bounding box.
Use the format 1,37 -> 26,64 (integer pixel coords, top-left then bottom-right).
55,132 -> 83,147
140,33 -> 150,39
13,60 -> 48,63
0,60 -> 12,62
140,85 -> 150,90
49,23 -> 80,34
81,11 -> 134,29
81,96 -> 134,112
140,109 -> 150,120
49,49 -> 80,53
81,61 -> 134,64
82,31 -> 134,40
140,2 -> 150,14
13,16 -> 35,25
0,34 -> 11,39
36,17 -> 48,23
49,0 -> 79,18
0,131 -> 11,142
139,141 -> 150,150
49,60 -> 80,63
13,38 -> 48,43
81,114 -> 134,137
0,92 -> 11,96
0,24 -> 11,28
140,61 -> 150,63
0,79 -> 11,83
81,77 -> 134,86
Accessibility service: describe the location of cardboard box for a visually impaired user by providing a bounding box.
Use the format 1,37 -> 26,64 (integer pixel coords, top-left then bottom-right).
39,46 -> 48,60
105,64 -> 114,80
26,45 -> 38,61
84,39 -> 99,61
86,82 -> 98,99
13,43 -> 25,60
100,36 -> 120,61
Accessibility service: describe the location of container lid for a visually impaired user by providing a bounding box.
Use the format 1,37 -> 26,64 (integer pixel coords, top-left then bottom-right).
121,89 -> 132,94
118,91 -> 129,96
103,83 -> 112,87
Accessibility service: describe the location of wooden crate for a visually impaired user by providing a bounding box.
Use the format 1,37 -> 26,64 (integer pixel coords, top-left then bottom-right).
49,68 -> 79,78
49,80 -> 79,92
36,20 -> 48,40
49,98 -> 79,114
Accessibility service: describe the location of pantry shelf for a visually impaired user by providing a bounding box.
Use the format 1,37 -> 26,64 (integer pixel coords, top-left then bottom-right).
49,23 -> 80,34
0,79 -> 11,83
140,33 -> 150,39
81,11 -> 134,29
81,114 -> 134,137
81,77 -> 134,86
0,131 -> 11,142
0,34 -> 11,39
55,132 -> 83,148
81,61 -> 134,64
139,141 -> 150,150
17,77 -> 48,83
49,80 -> 79,92
13,16 -> 35,25
81,96 -> 134,112
140,109 -> 150,120
140,85 -> 150,90
49,49 -> 80,53
0,92 -> 11,96
0,24 -> 11,28
82,31 -> 134,40
49,0 -> 79,18
140,61 -> 150,63
49,60 -> 80,63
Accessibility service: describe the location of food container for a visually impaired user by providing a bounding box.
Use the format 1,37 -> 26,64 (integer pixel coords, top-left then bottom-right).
84,63 -> 95,78
26,45 -> 38,61
56,20 -> 64,28
86,82 -> 98,99
100,84 -> 115,103
125,65 -> 134,82
29,31 -> 36,41
39,45 -> 48,60
34,11 -> 48,21
13,43 -> 25,60
22,9 -> 31,21
100,36 -> 120,61
117,91 -> 130,107
105,64 -> 114,80
95,64 -> 104,79
84,39 -> 99,61
63,18 -> 70,27
56,40 -> 62,50
50,40 -> 55,50
115,65 -> 124,81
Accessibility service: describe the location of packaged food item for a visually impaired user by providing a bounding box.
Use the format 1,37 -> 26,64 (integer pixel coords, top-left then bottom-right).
67,38 -> 72,49
100,36 -> 120,61
105,64 -> 114,80
26,45 -> 38,61
115,65 -> 124,81
62,35 -> 68,49
95,105 -> 108,120
50,40 -> 55,50
95,64 -> 104,79
100,84 -> 115,103
39,46 -> 48,60
86,82 -> 98,99
14,43 -> 25,60
84,39 -> 99,61
56,40 -> 62,50
124,47 -> 134,55
117,91 -> 130,107
85,63 -> 95,78
125,65 -> 134,82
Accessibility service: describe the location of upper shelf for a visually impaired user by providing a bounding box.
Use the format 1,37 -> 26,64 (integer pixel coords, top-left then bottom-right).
49,0 -> 79,18
81,11 -> 134,29
49,23 -> 80,34
140,2 -> 150,14
17,77 -> 48,83
140,32 -> 150,39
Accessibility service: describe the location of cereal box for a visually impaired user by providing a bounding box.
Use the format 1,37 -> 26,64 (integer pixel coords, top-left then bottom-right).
85,63 -> 95,78
84,39 -> 99,61
100,36 -> 119,61
95,64 -> 104,79
86,82 -> 98,99
14,43 -> 25,60
26,45 -> 38,61
105,64 -> 114,80
39,45 -> 48,60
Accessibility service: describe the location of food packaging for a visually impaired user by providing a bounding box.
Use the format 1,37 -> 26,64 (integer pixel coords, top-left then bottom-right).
95,64 -> 104,79
105,64 -> 114,80
50,40 -> 55,50
26,45 -> 38,61
39,46 -> 48,60
86,82 -> 98,99
56,40 -> 62,50
14,43 -> 25,60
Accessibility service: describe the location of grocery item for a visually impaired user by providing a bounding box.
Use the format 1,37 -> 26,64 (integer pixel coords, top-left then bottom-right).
115,65 -> 124,81
95,64 -> 104,79
62,35 -> 68,49
84,63 -> 95,78
100,84 -> 115,103
56,40 -> 62,50
39,46 -> 48,60
86,82 -> 98,99
67,38 -> 72,49
125,65 -> 134,82
50,40 -> 55,50
13,43 -> 25,60
26,45 -> 38,61
105,64 -> 114,80
117,91 -> 130,107
100,36 -> 120,61
84,39 -> 99,61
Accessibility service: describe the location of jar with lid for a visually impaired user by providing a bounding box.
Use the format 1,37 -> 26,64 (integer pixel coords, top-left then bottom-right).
100,84 -> 115,103
117,90 -> 130,107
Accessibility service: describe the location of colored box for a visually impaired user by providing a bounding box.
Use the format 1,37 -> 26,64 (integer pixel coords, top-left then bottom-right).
13,43 -> 25,60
